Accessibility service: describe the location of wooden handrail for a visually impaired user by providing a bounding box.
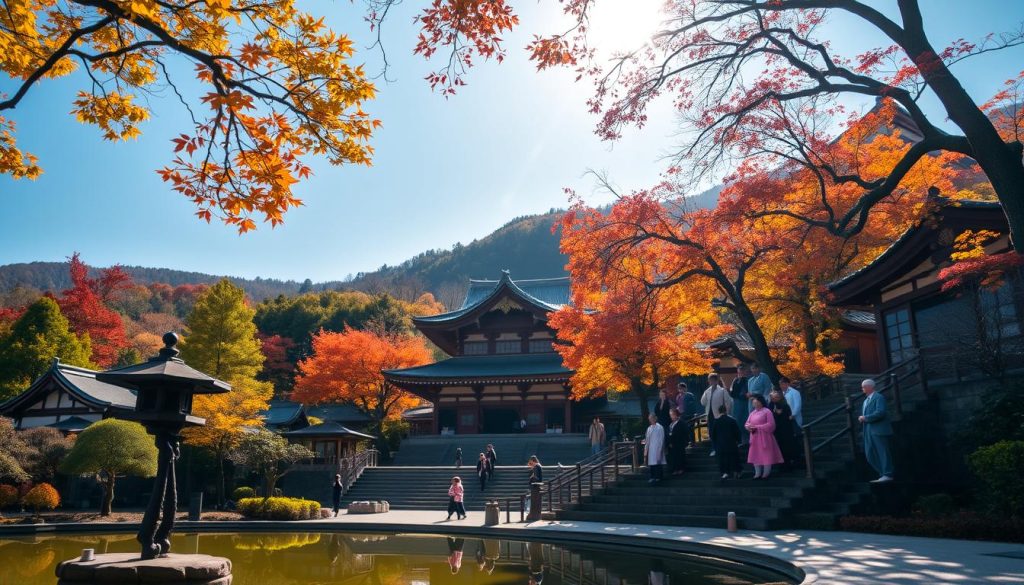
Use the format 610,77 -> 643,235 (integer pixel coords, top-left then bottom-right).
799,356 -> 923,478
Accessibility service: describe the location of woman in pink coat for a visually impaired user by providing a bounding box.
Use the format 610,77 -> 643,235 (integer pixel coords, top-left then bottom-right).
745,394 -> 784,479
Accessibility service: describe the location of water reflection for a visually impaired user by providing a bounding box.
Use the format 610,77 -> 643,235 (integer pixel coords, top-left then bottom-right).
0,532 -> 793,585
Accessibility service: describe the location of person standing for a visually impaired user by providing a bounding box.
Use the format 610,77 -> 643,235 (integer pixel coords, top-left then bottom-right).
485,444 -> 497,478
666,408 -> 688,475
331,474 -> 343,517
644,413 -> 667,484
528,455 -> 543,484
588,417 -> 606,456
745,395 -> 784,479
769,389 -> 799,470
858,379 -> 895,483
700,373 -> 733,456
654,389 -> 673,429
447,476 -> 466,520
711,405 -> 742,479
476,453 -> 488,490
747,362 -> 773,411
730,363 -> 751,446
781,376 -> 803,436
676,381 -> 698,446
454,447 -> 463,468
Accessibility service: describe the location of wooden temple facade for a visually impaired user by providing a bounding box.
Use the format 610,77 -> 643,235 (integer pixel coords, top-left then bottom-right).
384,272 -> 579,434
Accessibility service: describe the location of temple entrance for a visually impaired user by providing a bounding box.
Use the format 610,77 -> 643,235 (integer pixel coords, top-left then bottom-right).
438,408 -> 457,434
482,407 -> 520,434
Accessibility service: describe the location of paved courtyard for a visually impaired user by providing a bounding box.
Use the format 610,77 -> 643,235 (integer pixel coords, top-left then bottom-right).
302,510 -> 1024,585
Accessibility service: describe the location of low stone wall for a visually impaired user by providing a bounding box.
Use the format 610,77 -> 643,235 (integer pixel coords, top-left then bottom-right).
348,501 -> 390,514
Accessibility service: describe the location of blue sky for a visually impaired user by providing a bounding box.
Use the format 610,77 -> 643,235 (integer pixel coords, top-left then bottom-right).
1,1 -> 1023,282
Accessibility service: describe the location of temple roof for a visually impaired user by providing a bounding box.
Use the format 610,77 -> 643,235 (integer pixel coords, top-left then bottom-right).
0,360 -> 138,415
383,353 -> 571,386
46,416 -> 95,433
305,403 -> 372,424
828,199 -> 1006,306
261,400 -> 306,427
413,271 -> 570,326
282,421 -> 375,440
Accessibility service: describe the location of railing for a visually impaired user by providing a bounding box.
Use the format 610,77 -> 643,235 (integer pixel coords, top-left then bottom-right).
799,356 -> 926,479
499,440 -> 639,522
339,449 -> 378,494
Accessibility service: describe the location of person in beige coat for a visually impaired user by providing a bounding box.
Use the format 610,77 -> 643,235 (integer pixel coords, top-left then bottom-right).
588,417 -> 606,456
700,373 -> 733,457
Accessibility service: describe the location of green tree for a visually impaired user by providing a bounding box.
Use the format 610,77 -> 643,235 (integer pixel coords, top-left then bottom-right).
18,426 -> 74,483
60,419 -> 157,516
0,418 -> 30,484
180,279 -> 264,381
229,430 -> 312,498
0,297 -> 93,401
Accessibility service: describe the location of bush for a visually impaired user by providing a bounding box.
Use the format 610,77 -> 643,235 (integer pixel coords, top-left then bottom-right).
968,440 -> 1024,518
912,493 -> 956,518
0,485 -> 18,509
839,512 -> 1024,543
22,483 -> 60,514
231,486 -> 255,501
236,497 -> 321,520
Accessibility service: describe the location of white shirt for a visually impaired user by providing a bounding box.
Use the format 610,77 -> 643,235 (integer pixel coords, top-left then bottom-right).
784,387 -> 803,426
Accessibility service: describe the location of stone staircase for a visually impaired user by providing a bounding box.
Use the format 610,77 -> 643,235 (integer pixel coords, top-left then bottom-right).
550,365 -> 931,530
339,466 -> 533,510
391,433 -> 592,466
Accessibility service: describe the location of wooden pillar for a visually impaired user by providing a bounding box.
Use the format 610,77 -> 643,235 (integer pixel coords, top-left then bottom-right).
431,388 -> 441,435
473,385 -> 484,434
563,384 -> 573,433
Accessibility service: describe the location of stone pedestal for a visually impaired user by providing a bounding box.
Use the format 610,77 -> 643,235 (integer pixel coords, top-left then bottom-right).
56,553 -> 231,585
348,500 -> 390,513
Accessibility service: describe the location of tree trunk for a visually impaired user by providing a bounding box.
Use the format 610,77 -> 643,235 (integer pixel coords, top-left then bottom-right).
630,376 -> 650,422
733,301 -> 782,382
897,6 -> 1024,249
217,453 -> 225,509
101,472 -> 115,516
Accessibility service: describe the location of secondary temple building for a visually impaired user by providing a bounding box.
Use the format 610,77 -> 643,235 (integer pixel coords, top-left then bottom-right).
383,272 -> 580,434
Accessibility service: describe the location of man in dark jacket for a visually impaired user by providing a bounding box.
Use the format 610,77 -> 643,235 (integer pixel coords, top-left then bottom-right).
666,408 -> 688,475
730,363 -> 751,446
485,444 -> 497,479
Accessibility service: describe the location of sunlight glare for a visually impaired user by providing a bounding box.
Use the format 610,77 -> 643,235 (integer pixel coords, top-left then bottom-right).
585,0 -> 668,55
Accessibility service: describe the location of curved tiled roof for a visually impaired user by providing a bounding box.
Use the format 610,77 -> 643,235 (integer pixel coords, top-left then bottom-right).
383,353 -> 571,385
0,360 -> 138,414
414,271 -> 569,324
282,421 -> 375,439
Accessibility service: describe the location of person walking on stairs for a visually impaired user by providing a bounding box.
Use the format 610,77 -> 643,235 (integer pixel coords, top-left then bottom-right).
730,363 -> 751,446
712,405 -> 742,479
644,413 -> 667,484
700,373 -> 732,456
331,474 -> 343,517
589,417 -> 606,456
447,476 -> 467,520
476,453 -> 488,490
769,389 -> 800,470
485,444 -> 497,478
676,381 -> 698,447
859,378 -> 895,483
666,407 -> 688,475
654,389 -> 673,429
745,394 -> 784,479
454,447 -> 463,468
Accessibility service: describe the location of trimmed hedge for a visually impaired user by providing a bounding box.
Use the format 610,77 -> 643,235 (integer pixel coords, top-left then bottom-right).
237,497 -> 321,521
231,486 -> 256,501
968,440 -> 1024,519
839,512 -> 1024,543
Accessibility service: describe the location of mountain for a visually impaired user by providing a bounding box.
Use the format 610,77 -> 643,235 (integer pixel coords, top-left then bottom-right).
0,187 -> 722,307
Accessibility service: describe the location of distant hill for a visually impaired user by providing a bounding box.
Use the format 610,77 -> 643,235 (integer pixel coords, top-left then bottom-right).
0,187 -> 722,307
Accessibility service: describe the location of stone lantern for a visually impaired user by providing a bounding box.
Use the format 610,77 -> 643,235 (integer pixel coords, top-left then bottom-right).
97,332 -> 230,560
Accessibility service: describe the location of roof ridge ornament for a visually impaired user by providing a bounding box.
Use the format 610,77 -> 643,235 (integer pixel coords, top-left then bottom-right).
157,332 -> 181,361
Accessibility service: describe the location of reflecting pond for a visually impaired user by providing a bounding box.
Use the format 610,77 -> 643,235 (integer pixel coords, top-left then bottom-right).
0,532 -> 796,585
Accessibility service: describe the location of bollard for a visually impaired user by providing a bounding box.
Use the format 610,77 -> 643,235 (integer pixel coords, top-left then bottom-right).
727,512 -> 737,532
188,492 -> 203,521
80,549 -> 95,562
484,501 -> 500,526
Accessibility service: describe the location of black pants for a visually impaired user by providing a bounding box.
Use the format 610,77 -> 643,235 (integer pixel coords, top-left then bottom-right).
447,497 -> 466,517
332,493 -> 341,514
479,473 -> 487,490
648,464 -> 664,481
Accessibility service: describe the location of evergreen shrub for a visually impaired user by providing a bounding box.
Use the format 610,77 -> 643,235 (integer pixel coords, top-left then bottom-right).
968,440 -> 1024,519
231,486 -> 255,501
236,497 -> 320,520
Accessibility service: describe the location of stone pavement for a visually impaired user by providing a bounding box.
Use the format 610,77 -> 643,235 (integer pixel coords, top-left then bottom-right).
305,510 -> 1024,584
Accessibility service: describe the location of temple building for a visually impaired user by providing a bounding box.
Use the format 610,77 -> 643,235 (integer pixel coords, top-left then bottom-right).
0,359 -> 136,431
383,272 -> 580,434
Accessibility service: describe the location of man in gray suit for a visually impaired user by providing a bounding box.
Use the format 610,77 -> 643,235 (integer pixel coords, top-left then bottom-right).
858,379 -> 894,483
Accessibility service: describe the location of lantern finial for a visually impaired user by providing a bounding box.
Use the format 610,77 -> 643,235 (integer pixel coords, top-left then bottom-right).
159,332 -> 180,360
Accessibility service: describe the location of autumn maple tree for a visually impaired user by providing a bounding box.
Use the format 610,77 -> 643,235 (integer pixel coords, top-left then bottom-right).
549,249 -> 727,419
292,328 -> 431,452
55,253 -> 129,367
1,0 -> 380,232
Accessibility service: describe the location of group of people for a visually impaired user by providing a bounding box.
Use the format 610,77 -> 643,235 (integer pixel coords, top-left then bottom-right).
446,454 -> 543,520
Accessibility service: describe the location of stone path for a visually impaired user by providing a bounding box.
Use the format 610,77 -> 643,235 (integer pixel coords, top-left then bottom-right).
306,510 -> 1024,584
